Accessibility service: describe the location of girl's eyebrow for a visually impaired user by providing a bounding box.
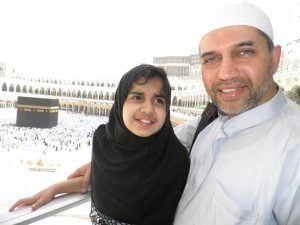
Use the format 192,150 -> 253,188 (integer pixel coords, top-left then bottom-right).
155,94 -> 165,99
128,91 -> 165,98
128,91 -> 143,95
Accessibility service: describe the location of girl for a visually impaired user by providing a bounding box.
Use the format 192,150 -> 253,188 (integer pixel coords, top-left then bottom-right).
10,64 -> 190,225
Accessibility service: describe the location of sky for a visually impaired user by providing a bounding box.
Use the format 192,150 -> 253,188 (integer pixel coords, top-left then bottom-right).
0,0 -> 299,79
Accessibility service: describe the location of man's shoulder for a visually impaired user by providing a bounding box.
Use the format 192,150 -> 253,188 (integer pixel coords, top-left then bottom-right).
282,100 -> 300,127
174,115 -> 202,131
278,100 -> 300,155
173,115 -> 202,151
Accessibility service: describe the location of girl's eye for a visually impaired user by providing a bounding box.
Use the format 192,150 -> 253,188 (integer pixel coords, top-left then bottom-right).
154,98 -> 165,105
131,95 -> 141,100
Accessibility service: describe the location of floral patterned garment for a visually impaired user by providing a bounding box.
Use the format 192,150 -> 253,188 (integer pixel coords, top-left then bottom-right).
90,203 -> 135,225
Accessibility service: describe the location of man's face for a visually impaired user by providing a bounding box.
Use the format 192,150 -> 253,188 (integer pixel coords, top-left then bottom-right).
200,25 -> 281,118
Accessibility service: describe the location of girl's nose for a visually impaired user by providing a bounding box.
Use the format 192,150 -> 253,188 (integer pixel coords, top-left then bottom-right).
140,101 -> 154,114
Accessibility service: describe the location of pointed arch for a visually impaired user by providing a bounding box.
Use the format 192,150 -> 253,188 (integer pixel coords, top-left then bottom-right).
9,84 -> 14,92
82,90 -> 87,98
16,84 -> 21,92
2,83 -> 7,91
22,85 -> 27,93
77,90 -> 81,98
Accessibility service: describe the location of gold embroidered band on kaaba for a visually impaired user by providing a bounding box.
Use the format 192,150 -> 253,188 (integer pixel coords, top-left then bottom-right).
16,104 -> 59,113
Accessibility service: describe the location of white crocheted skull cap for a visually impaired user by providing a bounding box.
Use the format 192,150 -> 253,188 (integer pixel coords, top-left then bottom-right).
202,1 -> 273,41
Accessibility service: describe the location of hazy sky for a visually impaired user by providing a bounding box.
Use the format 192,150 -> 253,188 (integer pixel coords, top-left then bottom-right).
0,0 -> 299,79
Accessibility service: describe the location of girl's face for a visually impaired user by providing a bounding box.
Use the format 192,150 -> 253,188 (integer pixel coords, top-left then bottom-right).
122,77 -> 167,137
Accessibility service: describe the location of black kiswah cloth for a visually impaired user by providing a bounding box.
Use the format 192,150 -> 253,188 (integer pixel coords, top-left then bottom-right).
91,69 -> 190,225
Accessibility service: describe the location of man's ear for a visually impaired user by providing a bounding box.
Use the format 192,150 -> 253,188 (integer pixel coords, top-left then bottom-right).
271,45 -> 281,74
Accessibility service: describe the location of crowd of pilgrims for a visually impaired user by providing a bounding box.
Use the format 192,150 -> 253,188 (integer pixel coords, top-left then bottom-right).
0,108 -> 108,153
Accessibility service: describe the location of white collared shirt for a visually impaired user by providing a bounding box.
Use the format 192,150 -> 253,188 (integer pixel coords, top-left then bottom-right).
174,90 -> 300,225
174,115 -> 202,152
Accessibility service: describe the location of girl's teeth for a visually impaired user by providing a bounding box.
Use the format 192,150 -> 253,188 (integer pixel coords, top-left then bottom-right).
141,119 -> 151,124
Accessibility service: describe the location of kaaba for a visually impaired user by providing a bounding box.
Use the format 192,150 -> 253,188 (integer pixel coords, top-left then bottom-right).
16,96 -> 59,128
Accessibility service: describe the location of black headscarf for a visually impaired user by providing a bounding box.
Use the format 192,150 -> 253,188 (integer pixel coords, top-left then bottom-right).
91,64 -> 190,225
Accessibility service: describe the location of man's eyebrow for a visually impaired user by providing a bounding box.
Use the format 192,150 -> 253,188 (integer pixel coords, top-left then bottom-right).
200,51 -> 215,59
200,40 -> 255,58
235,40 -> 254,48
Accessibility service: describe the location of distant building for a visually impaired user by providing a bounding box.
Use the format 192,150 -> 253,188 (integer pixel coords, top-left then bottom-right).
0,68 -> 210,118
278,38 -> 300,75
190,54 -> 201,78
153,56 -> 191,77
153,55 -> 202,78
0,63 -> 5,78
275,38 -> 300,91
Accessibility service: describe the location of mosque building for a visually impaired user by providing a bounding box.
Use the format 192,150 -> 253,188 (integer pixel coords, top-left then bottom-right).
0,39 -> 299,122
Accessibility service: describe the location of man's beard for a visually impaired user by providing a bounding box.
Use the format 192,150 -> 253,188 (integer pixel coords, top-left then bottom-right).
211,73 -> 274,117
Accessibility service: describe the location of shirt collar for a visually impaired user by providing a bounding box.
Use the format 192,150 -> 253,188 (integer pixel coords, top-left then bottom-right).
219,90 -> 287,137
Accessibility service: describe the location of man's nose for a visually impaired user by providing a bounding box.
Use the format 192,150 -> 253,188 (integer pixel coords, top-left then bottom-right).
217,57 -> 239,80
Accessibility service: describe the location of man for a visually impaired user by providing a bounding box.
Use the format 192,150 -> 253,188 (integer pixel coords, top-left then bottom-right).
70,2 -> 300,224
173,2 -> 300,225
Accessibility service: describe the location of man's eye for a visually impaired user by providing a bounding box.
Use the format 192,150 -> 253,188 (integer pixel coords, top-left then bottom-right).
203,57 -> 219,64
154,98 -> 165,105
239,49 -> 255,56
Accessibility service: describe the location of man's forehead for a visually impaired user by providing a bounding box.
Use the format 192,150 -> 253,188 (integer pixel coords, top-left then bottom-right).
199,25 -> 260,53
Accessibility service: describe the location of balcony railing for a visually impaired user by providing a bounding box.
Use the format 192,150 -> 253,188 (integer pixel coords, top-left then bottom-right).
0,192 -> 91,225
